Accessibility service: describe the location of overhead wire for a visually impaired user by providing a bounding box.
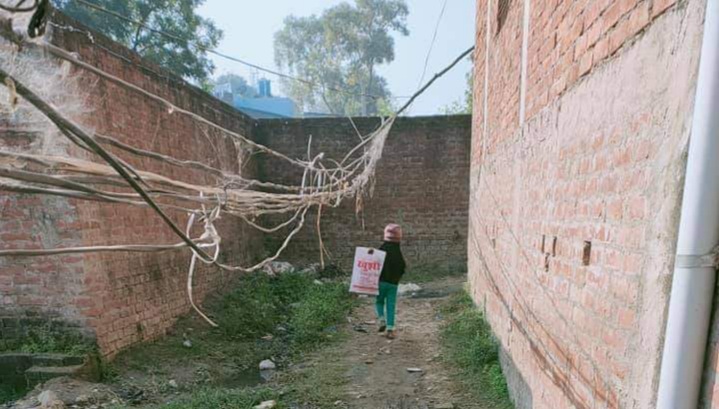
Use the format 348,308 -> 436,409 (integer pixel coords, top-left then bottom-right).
72,0 -> 411,101
417,0 -> 449,88
0,6 -> 475,325
0,0 -> 38,13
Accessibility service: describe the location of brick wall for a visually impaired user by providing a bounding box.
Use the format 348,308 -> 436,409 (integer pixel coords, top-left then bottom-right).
1,14 -> 472,357
470,0 -> 704,408
1,14 -> 262,357
255,116 -> 471,274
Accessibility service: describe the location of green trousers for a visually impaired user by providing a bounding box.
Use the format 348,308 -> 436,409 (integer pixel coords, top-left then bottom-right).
376,281 -> 399,330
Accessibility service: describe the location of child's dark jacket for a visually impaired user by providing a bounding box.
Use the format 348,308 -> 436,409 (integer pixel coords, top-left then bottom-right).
378,242 -> 406,285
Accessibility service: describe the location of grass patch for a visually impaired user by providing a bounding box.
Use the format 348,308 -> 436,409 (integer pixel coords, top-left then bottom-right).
108,270 -> 354,407
409,261 -> 466,284
0,385 -> 26,405
278,346 -> 348,408
289,282 -> 352,349
211,271 -> 353,356
440,291 -> 513,408
121,387 -> 281,409
0,324 -> 94,355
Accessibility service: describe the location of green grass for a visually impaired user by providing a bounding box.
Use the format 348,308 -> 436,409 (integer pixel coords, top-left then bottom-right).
277,346 -> 348,408
440,291 -> 513,408
289,282 -> 352,349
108,270 -> 355,407
408,261 -> 466,284
0,326 -> 93,405
209,271 -> 353,356
0,324 -> 94,355
0,385 -> 26,405
126,387 -> 282,409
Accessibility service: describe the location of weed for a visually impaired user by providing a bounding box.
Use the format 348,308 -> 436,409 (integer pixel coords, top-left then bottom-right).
215,273 -> 289,340
163,388 -> 279,409
108,270 -> 354,406
278,345 -> 348,408
409,262 -> 466,284
440,291 -> 513,408
0,385 -> 26,405
109,387 -> 280,409
0,324 -> 94,355
289,282 -> 353,350
317,263 -> 346,279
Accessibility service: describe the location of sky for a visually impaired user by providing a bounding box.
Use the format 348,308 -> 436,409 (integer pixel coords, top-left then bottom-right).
197,0 -> 476,116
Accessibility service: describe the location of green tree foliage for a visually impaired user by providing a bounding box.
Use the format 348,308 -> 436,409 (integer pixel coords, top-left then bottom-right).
442,58 -> 474,115
55,0 -> 222,82
274,0 -> 409,116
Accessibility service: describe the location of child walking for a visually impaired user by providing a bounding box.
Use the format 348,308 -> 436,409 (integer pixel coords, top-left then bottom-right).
376,223 -> 406,339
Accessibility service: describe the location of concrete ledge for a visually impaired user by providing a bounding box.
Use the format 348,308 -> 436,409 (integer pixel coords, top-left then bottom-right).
0,353 -> 99,390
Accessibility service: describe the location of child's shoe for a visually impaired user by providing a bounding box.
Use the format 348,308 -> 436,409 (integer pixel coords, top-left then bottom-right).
378,319 -> 387,333
386,329 -> 396,339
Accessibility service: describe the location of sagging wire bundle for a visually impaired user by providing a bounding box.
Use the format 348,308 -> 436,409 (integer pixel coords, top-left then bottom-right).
0,0 -> 39,13
0,3 -> 473,325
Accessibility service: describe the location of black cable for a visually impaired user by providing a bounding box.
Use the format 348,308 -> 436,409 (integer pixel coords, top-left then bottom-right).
0,0 -> 38,13
27,0 -> 48,38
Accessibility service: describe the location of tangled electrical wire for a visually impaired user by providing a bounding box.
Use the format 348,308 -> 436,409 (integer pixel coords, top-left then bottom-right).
0,0 -> 39,13
0,5 -> 473,325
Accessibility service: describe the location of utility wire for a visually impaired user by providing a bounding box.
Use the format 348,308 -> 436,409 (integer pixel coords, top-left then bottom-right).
72,0 -> 411,101
0,0 -> 38,12
397,45 -> 473,116
417,0 -> 449,88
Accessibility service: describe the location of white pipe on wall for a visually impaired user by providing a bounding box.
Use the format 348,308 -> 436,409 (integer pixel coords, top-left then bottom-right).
656,1 -> 719,407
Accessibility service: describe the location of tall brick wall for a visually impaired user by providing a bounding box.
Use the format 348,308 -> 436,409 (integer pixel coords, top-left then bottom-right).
255,116 -> 471,275
470,0 -> 704,408
1,14 -> 262,357
1,14 -> 472,357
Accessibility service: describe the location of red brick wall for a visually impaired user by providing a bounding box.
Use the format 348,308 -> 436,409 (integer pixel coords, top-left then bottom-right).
255,116 -> 471,275
1,14 -> 472,357
1,15 -> 262,357
0,192 -> 87,341
470,0 -> 704,408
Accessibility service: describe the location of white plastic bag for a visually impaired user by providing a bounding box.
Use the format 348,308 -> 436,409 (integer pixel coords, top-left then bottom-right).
349,247 -> 386,295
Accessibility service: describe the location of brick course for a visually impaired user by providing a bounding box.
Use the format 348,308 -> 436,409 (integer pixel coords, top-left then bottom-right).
255,116 -> 471,273
470,0 -> 704,407
1,14 -> 472,357
1,14 -> 262,357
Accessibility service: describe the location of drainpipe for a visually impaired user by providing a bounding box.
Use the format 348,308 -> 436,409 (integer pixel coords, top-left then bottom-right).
656,1 -> 719,408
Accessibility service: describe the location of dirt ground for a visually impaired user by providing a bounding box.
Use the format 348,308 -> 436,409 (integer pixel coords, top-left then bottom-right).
284,277 -> 491,409
6,277 -> 492,409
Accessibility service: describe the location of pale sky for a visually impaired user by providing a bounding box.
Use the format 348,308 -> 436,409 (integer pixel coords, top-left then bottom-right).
197,0 -> 476,116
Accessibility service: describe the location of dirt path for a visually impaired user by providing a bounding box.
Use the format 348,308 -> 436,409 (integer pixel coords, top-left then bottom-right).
295,277 -> 489,409
5,277 -> 489,409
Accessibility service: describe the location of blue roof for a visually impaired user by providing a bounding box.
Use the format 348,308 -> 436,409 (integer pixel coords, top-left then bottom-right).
233,96 -> 297,118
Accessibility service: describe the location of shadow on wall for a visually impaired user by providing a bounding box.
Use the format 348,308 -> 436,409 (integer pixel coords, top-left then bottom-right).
500,346 -> 533,409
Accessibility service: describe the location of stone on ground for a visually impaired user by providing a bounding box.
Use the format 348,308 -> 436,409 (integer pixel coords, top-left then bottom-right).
253,400 -> 277,409
259,359 -> 276,370
37,391 -> 64,409
262,261 -> 295,276
398,283 -> 422,295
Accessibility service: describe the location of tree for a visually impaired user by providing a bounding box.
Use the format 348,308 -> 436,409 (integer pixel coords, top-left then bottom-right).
442,57 -> 474,115
55,0 -> 222,83
274,0 -> 408,116
212,73 -> 257,98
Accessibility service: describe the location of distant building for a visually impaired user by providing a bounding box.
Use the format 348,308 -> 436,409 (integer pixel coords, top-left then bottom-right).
215,78 -> 298,119
303,112 -> 337,118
